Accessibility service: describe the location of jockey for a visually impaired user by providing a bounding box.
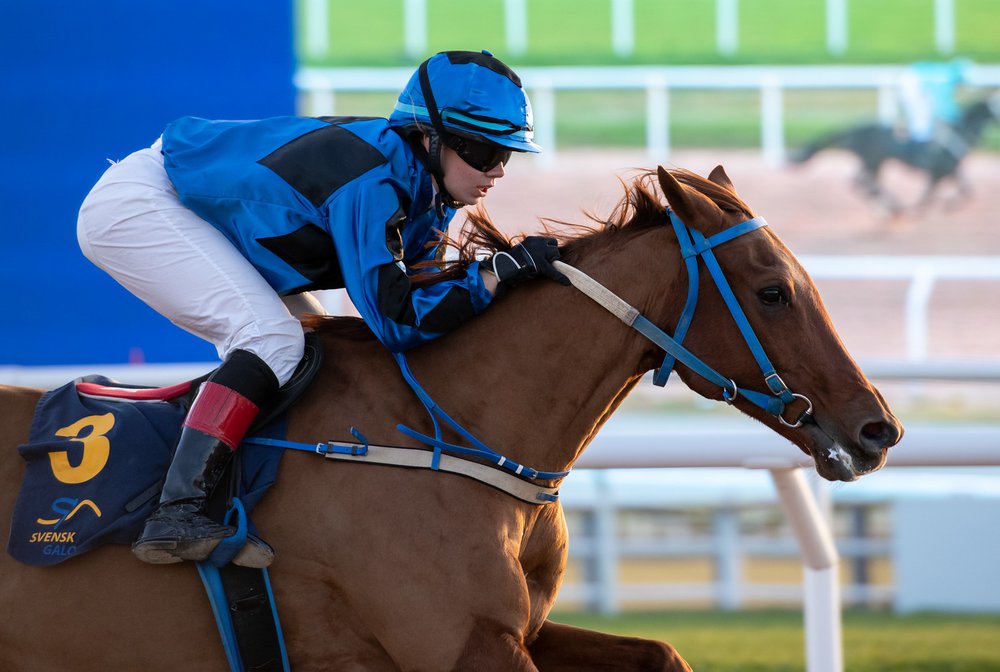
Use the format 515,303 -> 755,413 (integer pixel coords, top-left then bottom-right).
77,50 -> 567,568
897,59 -> 968,144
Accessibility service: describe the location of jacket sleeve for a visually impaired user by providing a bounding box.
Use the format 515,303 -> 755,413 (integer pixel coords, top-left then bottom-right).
331,180 -> 494,352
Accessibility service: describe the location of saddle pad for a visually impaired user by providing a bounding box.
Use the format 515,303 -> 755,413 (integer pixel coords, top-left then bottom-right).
7,380 -> 284,566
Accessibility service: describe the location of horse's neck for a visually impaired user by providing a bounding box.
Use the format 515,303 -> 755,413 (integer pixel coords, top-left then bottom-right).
402,226 -> 683,473
297,227 -> 682,477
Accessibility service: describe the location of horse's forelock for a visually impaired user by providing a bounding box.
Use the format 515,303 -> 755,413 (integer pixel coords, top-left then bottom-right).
668,168 -> 755,219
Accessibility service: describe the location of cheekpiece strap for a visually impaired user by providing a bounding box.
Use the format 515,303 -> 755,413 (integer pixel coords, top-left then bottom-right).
654,210 -> 794,417
655,212 -> 768,387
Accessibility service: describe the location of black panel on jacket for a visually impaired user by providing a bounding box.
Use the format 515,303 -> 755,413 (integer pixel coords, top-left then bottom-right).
258,122 -> 387,208
384,204 -> 406,261
376,264 -> 477,333
416,285 -> 478,333
258,224 -> 344,290
377,263 -> 418,327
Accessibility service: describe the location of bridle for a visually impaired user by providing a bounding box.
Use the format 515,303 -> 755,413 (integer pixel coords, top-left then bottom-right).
556,208 -> 813,428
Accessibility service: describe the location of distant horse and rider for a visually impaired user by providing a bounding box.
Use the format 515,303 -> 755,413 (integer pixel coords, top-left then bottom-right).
0,166 -> 902,670
791,93 -> 1000,215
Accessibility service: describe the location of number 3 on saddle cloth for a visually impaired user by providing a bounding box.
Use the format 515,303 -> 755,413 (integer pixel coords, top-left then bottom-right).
6,336 -> 322,567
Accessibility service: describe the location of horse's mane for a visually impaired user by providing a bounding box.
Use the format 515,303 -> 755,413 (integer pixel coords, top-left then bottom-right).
443,167 -> 754,269
304,168 -> 753,336
300,314 -> 374,338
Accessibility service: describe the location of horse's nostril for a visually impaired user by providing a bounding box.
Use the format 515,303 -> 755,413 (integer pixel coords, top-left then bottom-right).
860,421 -> 899,449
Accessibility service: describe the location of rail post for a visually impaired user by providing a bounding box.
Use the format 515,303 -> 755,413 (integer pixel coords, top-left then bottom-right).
646,75 -> 670,161
826,0 -> 848,56
531,78 -> 557,166
505,0 -> 528,57
761,75 -> 785,166
403,0 -> 427,59
770,467 -> 843,672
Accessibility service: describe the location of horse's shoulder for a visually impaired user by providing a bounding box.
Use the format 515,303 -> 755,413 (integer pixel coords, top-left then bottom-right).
314,316 -> 402,374
0,386 -> 43,480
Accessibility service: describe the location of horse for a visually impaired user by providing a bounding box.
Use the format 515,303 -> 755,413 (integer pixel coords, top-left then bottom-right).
791,94 -> 1000,214
0,165 -> 902,671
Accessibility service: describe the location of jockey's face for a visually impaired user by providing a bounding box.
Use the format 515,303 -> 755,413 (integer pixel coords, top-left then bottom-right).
440,142 -> 506,206
422,134 -> 506,206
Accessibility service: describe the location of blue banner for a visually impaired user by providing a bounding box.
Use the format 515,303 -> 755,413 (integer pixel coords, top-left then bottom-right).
0,1 -> 295,365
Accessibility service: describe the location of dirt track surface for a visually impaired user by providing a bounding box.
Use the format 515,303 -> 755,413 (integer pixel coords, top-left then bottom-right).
476,148 -> 1000,256
462,149 -> 1000,409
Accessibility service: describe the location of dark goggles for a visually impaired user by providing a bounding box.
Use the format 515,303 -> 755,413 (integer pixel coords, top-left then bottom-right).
442,134 -> 512,172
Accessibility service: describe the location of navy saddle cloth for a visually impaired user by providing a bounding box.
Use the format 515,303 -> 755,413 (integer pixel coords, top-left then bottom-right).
7,378 -> 284,566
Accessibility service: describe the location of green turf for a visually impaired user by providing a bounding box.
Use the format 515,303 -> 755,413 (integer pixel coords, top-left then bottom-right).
549,609 -> 1000,671
299,0 -> 1000,66
296,1 -> 1000,152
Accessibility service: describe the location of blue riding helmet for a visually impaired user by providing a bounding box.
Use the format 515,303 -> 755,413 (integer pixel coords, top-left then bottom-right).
389,50 -> 541,154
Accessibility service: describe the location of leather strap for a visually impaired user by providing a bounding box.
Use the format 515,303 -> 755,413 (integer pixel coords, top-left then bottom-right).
244,437 -> 560,504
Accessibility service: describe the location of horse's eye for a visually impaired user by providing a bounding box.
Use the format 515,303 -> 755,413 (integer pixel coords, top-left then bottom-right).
758,286 -> 787,306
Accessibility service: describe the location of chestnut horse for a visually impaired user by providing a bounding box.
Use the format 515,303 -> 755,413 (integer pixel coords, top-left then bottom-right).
0,166 -> 901,671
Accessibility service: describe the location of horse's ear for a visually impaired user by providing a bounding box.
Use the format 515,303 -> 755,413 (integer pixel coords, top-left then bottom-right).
657,166 -> 699,225
657,166 -> 688,211
707,165 -> 735,191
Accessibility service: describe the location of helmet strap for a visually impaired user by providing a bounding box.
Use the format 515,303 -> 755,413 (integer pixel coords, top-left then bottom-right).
392,127 -> 460,214
418,60 -> 462,214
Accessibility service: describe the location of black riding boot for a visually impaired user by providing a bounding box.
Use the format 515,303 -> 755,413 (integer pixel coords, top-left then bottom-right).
132,350 -> 279,567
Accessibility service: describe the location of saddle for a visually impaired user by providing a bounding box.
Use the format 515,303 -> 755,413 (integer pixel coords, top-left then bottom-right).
76,332 -> 323,441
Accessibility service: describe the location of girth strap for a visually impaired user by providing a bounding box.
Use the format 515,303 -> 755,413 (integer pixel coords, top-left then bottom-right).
243,436 -> 560,504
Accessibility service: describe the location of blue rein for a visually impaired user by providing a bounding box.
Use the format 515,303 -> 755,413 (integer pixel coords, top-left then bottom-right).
259,207 -> 812,503
388,208 -> 810,493
393,353 -> 569,485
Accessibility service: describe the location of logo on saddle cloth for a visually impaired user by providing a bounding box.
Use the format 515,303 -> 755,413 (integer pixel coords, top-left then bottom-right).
36,497 -> 103,527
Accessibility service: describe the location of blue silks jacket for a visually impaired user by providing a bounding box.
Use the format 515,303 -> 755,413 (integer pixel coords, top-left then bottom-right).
162,115 -> 493,352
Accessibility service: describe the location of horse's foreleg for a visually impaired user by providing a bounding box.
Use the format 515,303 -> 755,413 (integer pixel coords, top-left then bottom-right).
912,176 -> 946,212
865,174 -> 905,219
451,617 -> 540,672
854,167 -> 902,217
938,172 -> 972,210
527,619 -> 692,672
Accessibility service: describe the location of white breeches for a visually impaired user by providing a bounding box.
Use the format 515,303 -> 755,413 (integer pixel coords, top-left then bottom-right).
898,72 -> 935,142
76,140 -> 324,386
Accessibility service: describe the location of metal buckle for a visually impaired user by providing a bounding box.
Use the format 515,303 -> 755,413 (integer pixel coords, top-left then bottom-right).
779,393 -> 814,428
317,441 -> 369,456
722,379 -> 739,404
764,372 -> 790,396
